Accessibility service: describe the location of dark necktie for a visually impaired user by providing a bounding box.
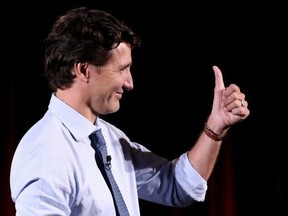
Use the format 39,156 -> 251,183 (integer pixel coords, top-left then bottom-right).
89,129 -> 130,216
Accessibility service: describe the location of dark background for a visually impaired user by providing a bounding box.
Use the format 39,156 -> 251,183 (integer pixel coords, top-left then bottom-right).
2,1 -> 287,215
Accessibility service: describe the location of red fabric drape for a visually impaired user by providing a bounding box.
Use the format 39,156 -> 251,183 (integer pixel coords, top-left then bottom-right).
207,136 -> 238,216
2,85 -> 16,215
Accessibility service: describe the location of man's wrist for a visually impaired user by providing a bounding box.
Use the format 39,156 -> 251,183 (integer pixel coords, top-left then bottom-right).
203,123 -> 226,141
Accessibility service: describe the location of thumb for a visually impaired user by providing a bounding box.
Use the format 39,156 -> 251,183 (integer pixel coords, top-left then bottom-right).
212,65 -> 225,90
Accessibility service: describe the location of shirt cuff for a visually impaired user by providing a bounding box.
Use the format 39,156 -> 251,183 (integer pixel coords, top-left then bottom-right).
174,152 -> 208,202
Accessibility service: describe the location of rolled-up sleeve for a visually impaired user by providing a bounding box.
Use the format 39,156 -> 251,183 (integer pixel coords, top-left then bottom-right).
174,152 -> 208,202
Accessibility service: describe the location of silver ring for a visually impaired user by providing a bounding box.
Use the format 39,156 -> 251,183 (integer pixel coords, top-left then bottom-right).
240,99 -> 245,107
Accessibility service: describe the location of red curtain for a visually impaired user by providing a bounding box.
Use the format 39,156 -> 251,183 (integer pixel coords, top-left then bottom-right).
207,136 -> 238,216
2,84 -> 16,215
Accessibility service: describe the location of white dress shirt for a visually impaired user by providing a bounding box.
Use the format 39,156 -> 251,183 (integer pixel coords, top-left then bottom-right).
10,93 -> 207,215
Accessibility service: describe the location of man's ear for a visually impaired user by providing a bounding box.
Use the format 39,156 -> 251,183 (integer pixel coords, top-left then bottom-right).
73,62 -> 89,82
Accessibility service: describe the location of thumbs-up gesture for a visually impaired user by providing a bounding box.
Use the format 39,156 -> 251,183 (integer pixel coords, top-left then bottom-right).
207,65 -> 250,136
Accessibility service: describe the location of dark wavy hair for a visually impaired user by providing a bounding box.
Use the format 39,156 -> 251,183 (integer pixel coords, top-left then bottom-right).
44,7 -> 141,91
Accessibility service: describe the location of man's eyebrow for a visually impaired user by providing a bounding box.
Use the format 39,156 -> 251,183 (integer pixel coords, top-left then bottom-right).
119,63 -> 132,70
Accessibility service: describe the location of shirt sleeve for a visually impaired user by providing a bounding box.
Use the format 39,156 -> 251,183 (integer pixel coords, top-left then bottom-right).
174,152 -> 208,202
132,142 -> 207,206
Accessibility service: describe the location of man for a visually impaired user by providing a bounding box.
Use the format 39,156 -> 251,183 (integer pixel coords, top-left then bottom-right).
10,7 -> 250,215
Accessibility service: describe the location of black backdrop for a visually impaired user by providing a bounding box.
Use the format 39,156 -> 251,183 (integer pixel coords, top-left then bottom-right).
2,1 -> 287,215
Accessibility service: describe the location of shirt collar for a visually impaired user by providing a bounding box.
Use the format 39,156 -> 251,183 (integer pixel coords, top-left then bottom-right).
48,93 -> 98,142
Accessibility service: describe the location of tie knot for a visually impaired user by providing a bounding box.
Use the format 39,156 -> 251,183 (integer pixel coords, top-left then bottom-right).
90,129 -> 106,149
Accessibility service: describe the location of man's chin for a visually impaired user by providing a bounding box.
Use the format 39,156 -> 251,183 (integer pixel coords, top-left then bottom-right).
102,105 -> 120,115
